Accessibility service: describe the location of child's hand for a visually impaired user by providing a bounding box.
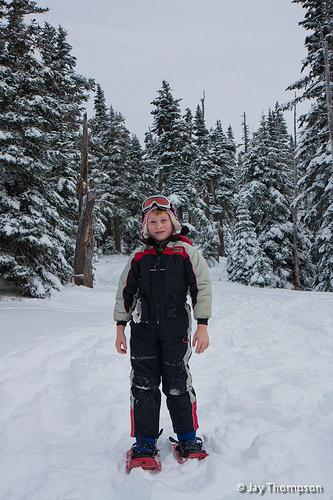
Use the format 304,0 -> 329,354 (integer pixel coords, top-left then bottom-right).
192,324 -> 209,354
115,325 -> 127,354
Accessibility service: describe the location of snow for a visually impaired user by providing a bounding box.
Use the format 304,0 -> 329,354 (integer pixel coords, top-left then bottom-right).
0,194 -> 20,211
39,234 -> 53,247
57,178 -> 66,192
0,153 -> 17,163
0,130 -> 13,140
0,255 -> 332,500
25,127 -> 43,138
2,224 -> 16,236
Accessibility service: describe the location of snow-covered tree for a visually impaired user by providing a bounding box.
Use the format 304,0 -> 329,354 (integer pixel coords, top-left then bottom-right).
0,1 -> 92,296
90,88 -> 150,253
287,0 -> 333,291
121,134 -> 152,252
209,120 -> 237,256
149,80 -> 197,224
89,84 -> 109,245
37,22 -> 93,244
150,80 -> 183,190
190,105 -> 220,258
238,111 -> 303,288
0,0 -> 63,296
227,205 -> 274,286
96,106 -> 132,252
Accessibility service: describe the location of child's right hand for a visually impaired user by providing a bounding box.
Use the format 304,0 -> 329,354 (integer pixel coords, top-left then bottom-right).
115,325 -> 127,354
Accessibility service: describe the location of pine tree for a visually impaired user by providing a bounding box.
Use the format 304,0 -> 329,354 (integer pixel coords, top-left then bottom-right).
287,0 -> 333,291
121,134 -> 151,252
89,84 -> 109,246
208,120 -> 237,257
235,113 -> 251,191
90,89 -> 148,253
191,105 -> 220,259
150,80 -> 183,191
227,205 -> 273,286
149,80 -> 197,224
0,0 -> 63,296
0,1 -> 92,296
93,83 -> 108,133
100,106 -> 132,252
37,22 -> 93,254
239,111 -> 300,288
242,112 -> 250,154
143,128 -> 159,191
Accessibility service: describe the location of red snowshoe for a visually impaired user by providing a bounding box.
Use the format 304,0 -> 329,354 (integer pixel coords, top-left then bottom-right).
126,442 -> 162,473
170,437 -> 209,464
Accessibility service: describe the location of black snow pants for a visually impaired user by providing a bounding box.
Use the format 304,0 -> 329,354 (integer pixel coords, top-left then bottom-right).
129,307 -> 198,439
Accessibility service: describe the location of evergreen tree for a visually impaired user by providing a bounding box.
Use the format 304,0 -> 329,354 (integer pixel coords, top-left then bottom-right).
184,107 -> 194,138
0,0 -> 64,296
142,128 -> 159,193
0,1 -> 92,296
149,80 -> 196,224
235,113 -> 251,190
208,120 -> 237,257
98,106 -> 132,253
37,22 -> 93,250
242,112 -> 250,154
121,134 -> 152,252
90,89 -> 149,253
239,111 -> 300,288
227,205 -> 273,286
93,83 -> 108,133
287,0 -> 333,291
150,80 -> 182,191
191,105 -> 220,259
89,84 -> 109,246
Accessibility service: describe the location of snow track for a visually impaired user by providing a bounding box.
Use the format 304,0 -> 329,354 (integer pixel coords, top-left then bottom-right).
0,256 -> 332,499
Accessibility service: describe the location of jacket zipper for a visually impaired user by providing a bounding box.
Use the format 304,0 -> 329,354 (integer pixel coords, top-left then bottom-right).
156,250 -> 161,325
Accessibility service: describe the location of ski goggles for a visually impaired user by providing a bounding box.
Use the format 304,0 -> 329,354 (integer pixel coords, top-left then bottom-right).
141,195 -> 172,214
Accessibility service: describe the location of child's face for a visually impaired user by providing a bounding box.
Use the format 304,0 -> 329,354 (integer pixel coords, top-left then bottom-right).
147,210 -> 174,242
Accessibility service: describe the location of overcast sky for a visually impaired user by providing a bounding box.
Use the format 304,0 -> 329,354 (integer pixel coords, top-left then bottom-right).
38,0 -> 308,144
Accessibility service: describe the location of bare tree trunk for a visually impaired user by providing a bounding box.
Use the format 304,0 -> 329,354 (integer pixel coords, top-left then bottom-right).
219,224 -> 225,257
74,113 -> 96,287
215,214 -> 225,259
203,187 -> 210,219
200,90 -> 205,118
158,168 -> 163,192
292,205 -> 301,291
114,215 -> 121,253
292,97 -> 301,291
322,36 -> 333,166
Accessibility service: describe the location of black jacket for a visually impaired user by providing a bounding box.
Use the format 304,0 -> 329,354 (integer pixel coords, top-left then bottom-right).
114,235 -> 212,325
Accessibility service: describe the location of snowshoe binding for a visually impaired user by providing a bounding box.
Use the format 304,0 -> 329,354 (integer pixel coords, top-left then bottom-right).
169,436 -> 209,464
126,438 -> 162,473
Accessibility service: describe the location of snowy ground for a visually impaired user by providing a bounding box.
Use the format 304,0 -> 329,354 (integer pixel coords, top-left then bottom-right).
0,255 -> 332,500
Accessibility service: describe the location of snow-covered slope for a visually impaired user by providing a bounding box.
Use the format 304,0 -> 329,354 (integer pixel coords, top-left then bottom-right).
0,255 -> 332,500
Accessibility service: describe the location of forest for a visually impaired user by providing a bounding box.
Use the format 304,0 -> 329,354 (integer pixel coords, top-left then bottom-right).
0,0 -> 332,297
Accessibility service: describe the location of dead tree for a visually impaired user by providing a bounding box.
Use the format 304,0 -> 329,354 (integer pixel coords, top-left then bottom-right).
200,90 -> 206,118
322,35 -> 333,165
292,96 -> 301,291
74,113 -> 96,287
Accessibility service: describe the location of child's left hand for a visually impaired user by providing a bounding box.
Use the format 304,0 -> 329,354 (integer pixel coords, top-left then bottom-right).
192,324 -> 209,354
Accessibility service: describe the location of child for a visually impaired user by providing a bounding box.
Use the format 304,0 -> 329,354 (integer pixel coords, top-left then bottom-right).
114,195 -> 212,468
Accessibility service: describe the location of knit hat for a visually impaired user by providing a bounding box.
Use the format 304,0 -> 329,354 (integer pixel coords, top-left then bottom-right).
142,205 -> 182,239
